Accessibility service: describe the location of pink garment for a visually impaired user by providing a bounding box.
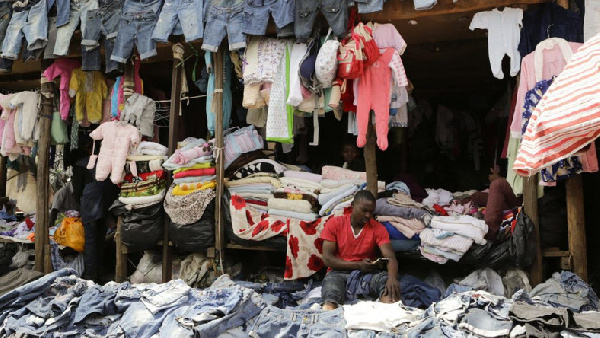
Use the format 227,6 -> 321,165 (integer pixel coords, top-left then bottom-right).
356,48 -> 407,151
0,95 -> 24,155
87,121 -> 142,184
373,24 -> 407,55
116,58 -> 143,118
510,41 -> 582,137
43,58 -> 81,120
172,168 -> 216,179
172,144 -> 212,165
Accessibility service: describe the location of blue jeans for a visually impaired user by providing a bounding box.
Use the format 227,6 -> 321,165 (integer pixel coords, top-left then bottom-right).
112,0 -> 163,62
23,0 -> 48,51
82,0 -> 123,48
152,0 -> 203,43
355,0 -> 384,13
1,10 -> 27,60
243,0 -> 295,36
247,306 -> 347,337
322,270 -> 388,305
295,0 -> 347,39
201,0 -> 246,52
54,0 -> 99,56
82,36 -> 121,73
47,0 -> 71,27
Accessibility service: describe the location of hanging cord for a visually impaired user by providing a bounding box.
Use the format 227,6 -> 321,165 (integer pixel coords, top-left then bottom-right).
187,42 -> 201,83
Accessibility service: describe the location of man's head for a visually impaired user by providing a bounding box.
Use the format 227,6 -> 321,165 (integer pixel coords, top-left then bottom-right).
351,190 -> 377,227
342,139 -> 361,164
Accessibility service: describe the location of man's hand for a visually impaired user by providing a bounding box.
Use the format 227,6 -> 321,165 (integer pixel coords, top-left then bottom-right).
384,277 -> 401,303
356,259 -> 378,273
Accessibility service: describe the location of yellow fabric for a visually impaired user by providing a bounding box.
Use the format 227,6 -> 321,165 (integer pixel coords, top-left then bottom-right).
69,69 -> 108,123
173,162 -> 215,174
288,193 -> 303,200
172,181 -> 217,195
54,217 -> 85,252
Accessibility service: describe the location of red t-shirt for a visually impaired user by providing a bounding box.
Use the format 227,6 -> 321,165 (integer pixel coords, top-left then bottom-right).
321,214 -> 390,264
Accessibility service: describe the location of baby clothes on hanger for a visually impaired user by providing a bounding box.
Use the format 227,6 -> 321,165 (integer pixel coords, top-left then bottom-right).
470,7 -> 523,79
87,121 -> 142,184
43,58 -> 81,120
356,48 -> 408,151
69,68 -> 108,124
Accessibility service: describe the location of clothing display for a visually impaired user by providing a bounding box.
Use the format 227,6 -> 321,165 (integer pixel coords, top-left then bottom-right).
69,68 -> 108,123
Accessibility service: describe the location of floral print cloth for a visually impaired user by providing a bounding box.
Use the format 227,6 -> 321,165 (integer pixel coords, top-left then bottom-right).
230,194 -> 345,280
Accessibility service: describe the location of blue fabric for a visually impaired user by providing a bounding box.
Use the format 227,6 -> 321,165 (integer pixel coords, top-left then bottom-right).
346,270 -> 374,302
382,221 -> 406,240
152,0 -> 204,42
391,239 -> 420,252
444,283 -> 474,298
243,0 -> 295,35
48,0 -> 71,27
205,51 -> 233,135
246,306 -> 346,337
400,274 -> 442,309
518,2 -> 583,58
386,181 -> 411,195
201,0 -> 246,52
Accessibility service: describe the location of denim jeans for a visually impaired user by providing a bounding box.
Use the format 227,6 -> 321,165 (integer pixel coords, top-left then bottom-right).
82,38 -> 122,73
82,0 -> 123,48
322,270 -> 388,305
242,0 -> 295,36
0,268 -> 76,310
152,0 -> 203,43
44,16 -> 58,59
201,0 -> 246,52
247,306 -> 347,337
72,283 -> 127,324
1,10 -> 27,60
23,0 -> 48,51
54,0 -> 99,56
355,0 -> 384,13
111,12 -> 158,61
159,286 -> 263,337
47,0 -> 71,27
0,3 -> 13,68
295,0 -> 347,39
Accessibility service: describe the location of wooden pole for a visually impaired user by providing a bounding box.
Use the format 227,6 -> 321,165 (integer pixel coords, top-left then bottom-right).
214,48 -> 225,269
162,44 -> 185,283
524,175 -> 543,286
566,175 -> 588,282
364,115 -> 378,197
36,61 -> 54,273
115,57 -> 136,283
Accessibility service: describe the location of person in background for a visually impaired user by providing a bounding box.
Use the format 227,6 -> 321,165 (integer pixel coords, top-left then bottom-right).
321,190 -> 400,310
469,168 -> 522,240
72,139 -> 119,282
342,138 -> 366,172
48,181 -> 78,228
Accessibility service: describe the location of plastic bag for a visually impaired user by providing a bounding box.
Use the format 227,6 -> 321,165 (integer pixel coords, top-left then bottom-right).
110,200 -> 164,251
54,217 -> 85,252
169,200 -> 215,252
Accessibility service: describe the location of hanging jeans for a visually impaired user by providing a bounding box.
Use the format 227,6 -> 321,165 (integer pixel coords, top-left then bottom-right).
54,0 -> 99,56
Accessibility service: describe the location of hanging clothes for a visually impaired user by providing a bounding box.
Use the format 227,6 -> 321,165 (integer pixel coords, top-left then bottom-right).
43,58 -> 81,120
266,43 -> 293,143
69,69 -> 108,124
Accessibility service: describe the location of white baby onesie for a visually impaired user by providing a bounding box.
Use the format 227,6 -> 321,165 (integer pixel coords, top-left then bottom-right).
470,7 -> 524,79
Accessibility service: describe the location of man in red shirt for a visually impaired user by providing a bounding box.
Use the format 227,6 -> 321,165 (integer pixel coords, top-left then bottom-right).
321,190 -> 400,310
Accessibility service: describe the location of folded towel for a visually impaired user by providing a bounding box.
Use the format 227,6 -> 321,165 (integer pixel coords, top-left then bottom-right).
318,184 -> 357,205
173,162 -> 215,174
173,175 -> 217,185
283,170 -> 322,183
268,198 -> 315,214
268,208 -> 318,222
225,177 -> 282,188
172,181 -> 216,195
280,177 -> 322,192
132,141 -> 169,156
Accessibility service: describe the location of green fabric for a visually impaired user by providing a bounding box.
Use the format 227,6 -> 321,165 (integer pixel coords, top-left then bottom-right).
51,111 -> 69,145
268,43 -> 294,144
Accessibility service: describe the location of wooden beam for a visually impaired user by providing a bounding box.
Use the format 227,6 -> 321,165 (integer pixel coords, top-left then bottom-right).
36,61 -> 54,273
214,47 -> 225,264
524,175 -> 543,286
566,175 -> 587,282
362,0 -> 550,21
364,116 -> 378,197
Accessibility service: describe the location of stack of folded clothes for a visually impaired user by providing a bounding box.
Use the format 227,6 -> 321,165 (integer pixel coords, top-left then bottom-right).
163,138 -> 216,196
420,215 -> 488,264
321,165 -> 386,192
120,142 -> 169,208
318,184 -> 358,216
266,170 -> 323,222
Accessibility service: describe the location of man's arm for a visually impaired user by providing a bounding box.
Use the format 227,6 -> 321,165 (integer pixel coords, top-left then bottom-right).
322,240 -> 376,272
380,242 -> 401,302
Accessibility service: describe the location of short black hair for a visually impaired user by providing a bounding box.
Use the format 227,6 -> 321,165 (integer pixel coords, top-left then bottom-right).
354,190 -> 376,204
343,137 -> 360,149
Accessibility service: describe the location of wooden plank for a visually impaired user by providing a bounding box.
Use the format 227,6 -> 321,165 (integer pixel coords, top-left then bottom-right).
566,175 -> 587,282
364,116 -> 378,197
524,175 -> 543,286
214,48 -> 225,265
115,217 -> 127,283
542,249 -> 570,258
225,243 -> 283,252
36,61 -> 54,273
362,0 -> 551,21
